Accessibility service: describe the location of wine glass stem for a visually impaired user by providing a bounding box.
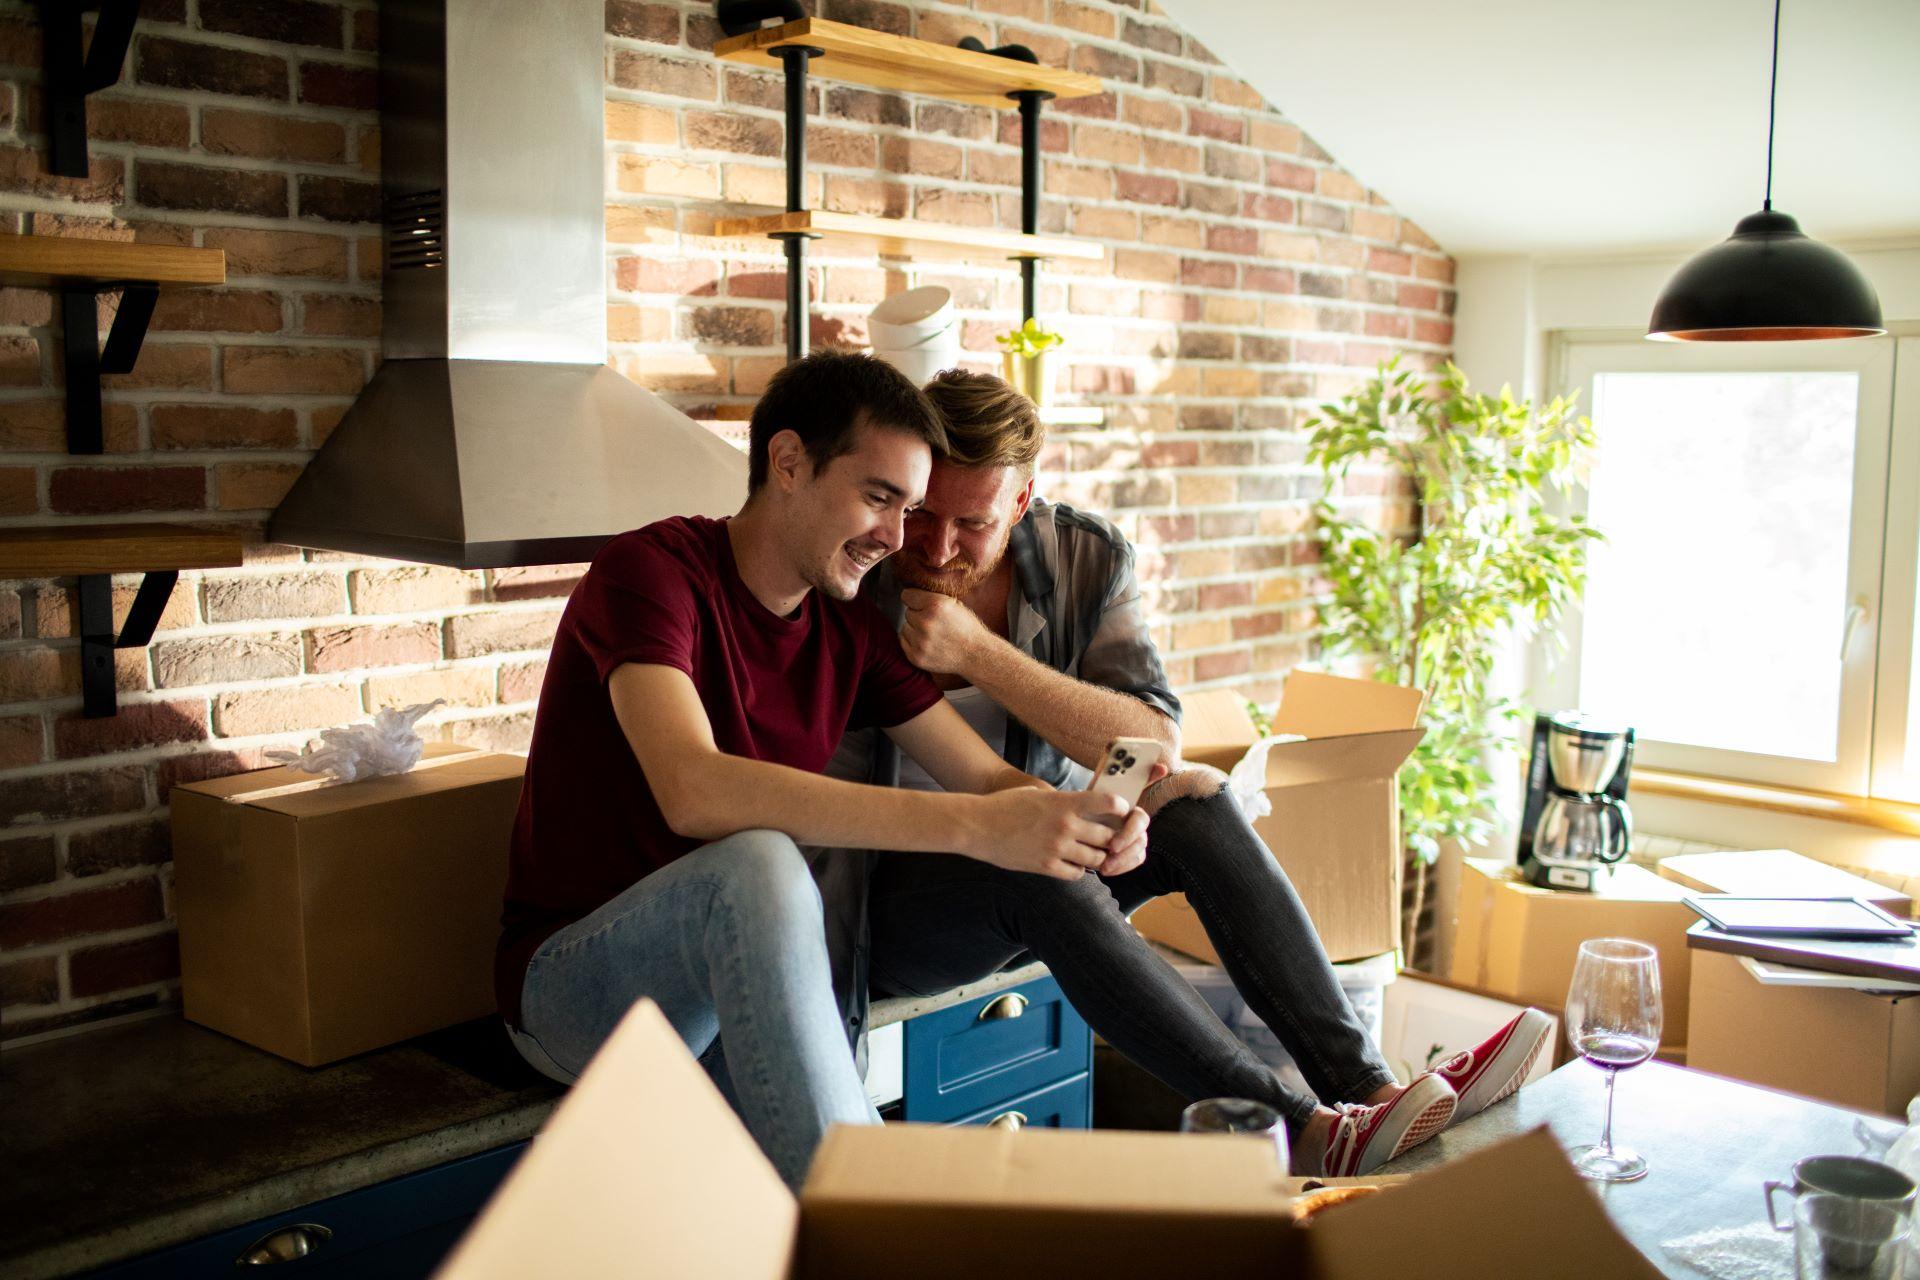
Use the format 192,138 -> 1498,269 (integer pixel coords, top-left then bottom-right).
1600,1067 -> 1617,1155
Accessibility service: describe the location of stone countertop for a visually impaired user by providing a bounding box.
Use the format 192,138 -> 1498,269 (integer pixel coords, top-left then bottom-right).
868,959 -> 1048,1030
2,964 -> 1048,1279
0,1014 -> 563,1280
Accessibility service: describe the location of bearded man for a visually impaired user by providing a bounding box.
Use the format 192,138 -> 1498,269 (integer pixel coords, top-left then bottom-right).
827,370 -> 1551,1176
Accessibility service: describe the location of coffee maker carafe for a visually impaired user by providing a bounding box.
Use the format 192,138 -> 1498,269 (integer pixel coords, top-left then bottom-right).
1520,712 -> 1635,892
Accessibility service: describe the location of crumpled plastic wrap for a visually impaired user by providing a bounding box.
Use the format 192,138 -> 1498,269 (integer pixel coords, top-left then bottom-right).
1224,734 -> 1306,822
1659,1223 -> 1791,1280
265,700 -> 446,783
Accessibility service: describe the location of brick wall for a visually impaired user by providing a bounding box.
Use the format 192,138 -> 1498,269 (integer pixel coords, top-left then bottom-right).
0,0 -> 1450,1042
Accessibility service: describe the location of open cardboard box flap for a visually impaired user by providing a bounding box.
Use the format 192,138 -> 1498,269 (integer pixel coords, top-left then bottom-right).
1271,668 -> 1427,739
1181,669 -> 1425,779
437,1001 -> 1662,1280
436,1000 -> 799,1279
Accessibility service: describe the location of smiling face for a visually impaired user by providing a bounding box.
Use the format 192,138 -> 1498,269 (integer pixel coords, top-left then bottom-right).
778,417 -> 933,602
896,461 -> 1033,599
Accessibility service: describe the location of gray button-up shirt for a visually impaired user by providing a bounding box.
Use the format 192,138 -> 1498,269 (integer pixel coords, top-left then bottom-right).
811,498 -> 1182,1064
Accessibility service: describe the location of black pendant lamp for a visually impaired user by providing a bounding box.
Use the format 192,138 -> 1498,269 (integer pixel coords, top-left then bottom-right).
1647,0 -> 1884,342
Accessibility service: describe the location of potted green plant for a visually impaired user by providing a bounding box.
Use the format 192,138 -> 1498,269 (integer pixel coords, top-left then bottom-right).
996,318 -> 1065,406
1304,357 -> 1601,966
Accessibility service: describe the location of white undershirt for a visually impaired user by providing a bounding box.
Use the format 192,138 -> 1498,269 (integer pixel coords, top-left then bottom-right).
896,686 -> 1007,792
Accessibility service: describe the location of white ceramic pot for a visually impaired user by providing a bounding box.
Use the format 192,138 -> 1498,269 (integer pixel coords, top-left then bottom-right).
867,286 -> 954,349
870,317 -> 956,353
874,343 -> 961,385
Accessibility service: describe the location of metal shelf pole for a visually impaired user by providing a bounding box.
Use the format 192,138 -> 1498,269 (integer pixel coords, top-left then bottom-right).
773,44 -> 823,364
1012,89 -> 1052,324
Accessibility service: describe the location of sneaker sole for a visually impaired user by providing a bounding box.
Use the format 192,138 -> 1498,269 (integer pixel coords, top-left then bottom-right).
1457,1012 -> 1553,1116
1327,1081 -> 1457,1176
1386,1090 -> 1457,1162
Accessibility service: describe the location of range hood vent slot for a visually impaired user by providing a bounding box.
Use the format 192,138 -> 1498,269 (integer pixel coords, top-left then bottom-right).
385,190 -> 445,271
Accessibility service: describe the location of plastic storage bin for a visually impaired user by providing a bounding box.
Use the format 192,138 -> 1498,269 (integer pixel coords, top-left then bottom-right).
1171,950 -> 1398,1100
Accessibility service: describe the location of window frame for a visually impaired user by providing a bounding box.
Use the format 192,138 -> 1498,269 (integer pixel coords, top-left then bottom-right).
1537,332 -> 1900,796
1870,336 -> 1920,802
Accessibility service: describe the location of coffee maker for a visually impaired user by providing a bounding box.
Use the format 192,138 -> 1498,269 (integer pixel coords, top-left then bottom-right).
1519,712 -> 1635,892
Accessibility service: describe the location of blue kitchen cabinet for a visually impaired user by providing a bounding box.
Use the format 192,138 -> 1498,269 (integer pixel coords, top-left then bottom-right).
91,1142 -> 527,1279
900,974 -> 1093,1128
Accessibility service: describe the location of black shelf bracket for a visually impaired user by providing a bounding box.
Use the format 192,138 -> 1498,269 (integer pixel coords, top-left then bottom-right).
38,0 -> 141,179
79,568 -> 175,717
60,281 -> 156,454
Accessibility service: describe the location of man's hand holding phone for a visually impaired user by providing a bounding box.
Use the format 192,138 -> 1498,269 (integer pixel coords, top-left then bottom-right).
1086,737 -> 1165,877
960,739 -> 1166,880
964,787 -> 1136,880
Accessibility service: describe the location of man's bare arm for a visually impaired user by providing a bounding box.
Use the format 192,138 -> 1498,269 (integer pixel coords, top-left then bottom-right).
608,663 -> 1127,879
881,672 -> 1155,877
898,589 -> 1178,772
881,698 -> 1037,795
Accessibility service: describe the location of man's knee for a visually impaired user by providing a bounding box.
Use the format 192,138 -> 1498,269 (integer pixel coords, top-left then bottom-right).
1142,763 -> 1229,815
701,829 -> 821,922
1003,863 -> 1121,934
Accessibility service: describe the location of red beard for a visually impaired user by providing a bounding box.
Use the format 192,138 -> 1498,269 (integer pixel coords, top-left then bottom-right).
893,550 -> 990,599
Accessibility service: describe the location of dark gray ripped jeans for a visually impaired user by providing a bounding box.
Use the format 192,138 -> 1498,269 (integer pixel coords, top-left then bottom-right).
867,787 -> 1397,1133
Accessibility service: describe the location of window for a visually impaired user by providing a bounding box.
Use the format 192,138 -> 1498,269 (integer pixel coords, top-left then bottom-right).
1539,336 -> 1913,797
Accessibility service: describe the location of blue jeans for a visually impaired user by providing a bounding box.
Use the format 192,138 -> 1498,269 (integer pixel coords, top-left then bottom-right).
868,786 -> 1397,1133
507,828 -> 879,1188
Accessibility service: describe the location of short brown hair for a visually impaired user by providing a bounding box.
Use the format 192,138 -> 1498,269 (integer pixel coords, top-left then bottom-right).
748,351 -> 947,493
921,369 -> 1045,473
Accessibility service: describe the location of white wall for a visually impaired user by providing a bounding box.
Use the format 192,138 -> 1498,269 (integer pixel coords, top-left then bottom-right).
1429,241 -> 1920,975
1456,241 -> 1920,398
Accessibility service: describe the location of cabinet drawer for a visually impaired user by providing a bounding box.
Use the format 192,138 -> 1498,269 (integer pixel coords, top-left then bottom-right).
951,1072 -> 1092,1130
902,975 -> 1091,1123
94,1142 -> 526,1279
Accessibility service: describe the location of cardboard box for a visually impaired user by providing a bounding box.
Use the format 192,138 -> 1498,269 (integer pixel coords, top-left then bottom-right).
435,999 -> 1663,1280
1133,670 -> 1425,965
1657,847 -> 1912,915
1687,947 -> 1920,1116
1450,857 -> 1696,1046
172,742 -> 524,1066
1381,971 -> 1562,1083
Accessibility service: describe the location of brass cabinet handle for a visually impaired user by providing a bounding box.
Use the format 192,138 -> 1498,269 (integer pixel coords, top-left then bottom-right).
976,992 -> 1028,1022
988,1110 -> 1028,1131
238,1223 -> 333,1265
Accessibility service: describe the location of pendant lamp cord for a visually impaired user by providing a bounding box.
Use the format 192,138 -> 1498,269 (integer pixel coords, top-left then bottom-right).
1764,0 -> 1781,210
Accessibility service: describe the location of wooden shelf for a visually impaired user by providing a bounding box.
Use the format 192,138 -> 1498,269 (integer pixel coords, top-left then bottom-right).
1036,406 -> 1104,426
714,18 -> 1103,109
699,401 -> 1102,429
711,210 -> 1101,263
0,523 -> 245,578
0,235 -> 226,290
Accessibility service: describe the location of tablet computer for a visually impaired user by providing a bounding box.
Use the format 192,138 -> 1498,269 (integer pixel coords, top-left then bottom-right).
1683,895 -> 1915,939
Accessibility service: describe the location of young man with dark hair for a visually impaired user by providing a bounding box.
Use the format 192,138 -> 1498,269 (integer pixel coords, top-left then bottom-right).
496,353 -> 1148,1188
831,369 -> 1553,1176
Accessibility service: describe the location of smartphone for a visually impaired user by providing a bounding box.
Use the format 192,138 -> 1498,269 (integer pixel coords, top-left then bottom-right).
1087,737 -> 1163,828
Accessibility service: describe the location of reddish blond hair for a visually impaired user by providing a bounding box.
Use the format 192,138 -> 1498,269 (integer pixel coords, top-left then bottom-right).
922,369 -> 1045,473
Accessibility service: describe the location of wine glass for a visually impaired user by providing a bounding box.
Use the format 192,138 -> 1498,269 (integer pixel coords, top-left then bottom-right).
1564,937 -> 1662,1183
1180,1098 -> 1290,1172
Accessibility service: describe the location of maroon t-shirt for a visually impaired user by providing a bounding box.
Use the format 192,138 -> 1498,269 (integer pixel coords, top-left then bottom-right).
495,515 -> 942,1026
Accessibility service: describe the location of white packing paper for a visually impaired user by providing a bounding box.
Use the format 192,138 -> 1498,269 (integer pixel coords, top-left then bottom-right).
1223,734 -> 1305,822
265,700 -> 447,784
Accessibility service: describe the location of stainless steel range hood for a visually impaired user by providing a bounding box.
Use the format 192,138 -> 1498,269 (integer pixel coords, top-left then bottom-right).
269,0 -> 746,568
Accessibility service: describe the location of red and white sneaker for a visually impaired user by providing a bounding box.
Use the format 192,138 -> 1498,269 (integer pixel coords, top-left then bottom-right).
1434,1008 -> 1554,1123
1319,1072 -> 1457,1176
